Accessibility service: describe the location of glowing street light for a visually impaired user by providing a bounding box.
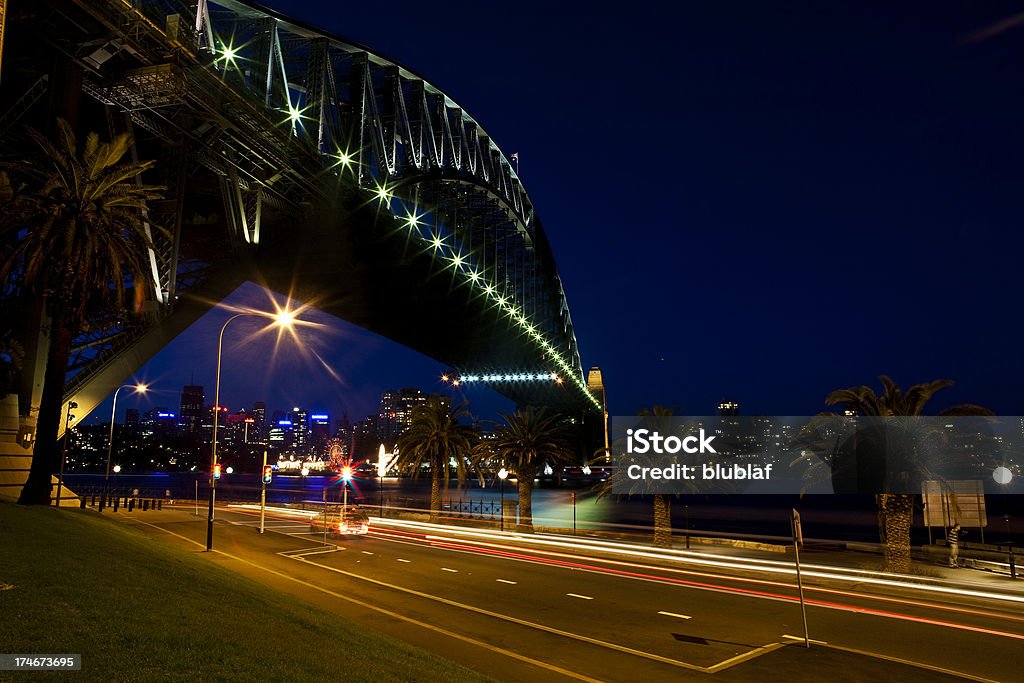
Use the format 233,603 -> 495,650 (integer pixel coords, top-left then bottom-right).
102,383 -> 147,511
498,467 -> 509,532
208,308 -> 299,552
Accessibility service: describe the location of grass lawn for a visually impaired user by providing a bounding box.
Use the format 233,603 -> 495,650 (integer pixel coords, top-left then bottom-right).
0,502 -> 491,682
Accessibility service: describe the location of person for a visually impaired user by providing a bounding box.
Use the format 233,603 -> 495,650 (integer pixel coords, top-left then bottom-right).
947,523 -> 962,568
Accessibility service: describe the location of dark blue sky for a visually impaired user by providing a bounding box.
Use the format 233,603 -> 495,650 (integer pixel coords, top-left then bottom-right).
100,1 -> 1024,424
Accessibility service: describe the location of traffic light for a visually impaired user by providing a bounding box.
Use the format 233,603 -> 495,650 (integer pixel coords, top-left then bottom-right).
213,463 -> 221,479
262,465 -> 273,485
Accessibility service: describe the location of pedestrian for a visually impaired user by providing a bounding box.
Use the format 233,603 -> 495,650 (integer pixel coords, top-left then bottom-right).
947,523 -> 962,568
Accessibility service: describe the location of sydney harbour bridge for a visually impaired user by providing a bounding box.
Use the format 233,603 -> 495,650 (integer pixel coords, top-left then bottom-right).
0,0 -> 603,467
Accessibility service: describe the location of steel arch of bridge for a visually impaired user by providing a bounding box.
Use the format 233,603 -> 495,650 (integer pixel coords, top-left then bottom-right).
9,0 -> 598,413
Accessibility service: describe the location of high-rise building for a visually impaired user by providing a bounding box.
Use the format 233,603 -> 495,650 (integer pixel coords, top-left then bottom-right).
309,413 -> 330,457
717,400 -> 740,416
377,388 -> 431,448
252,401 -> 267,439
291,407 -> 309,453
350,417 -> 379,461
125,408 -> 140,435
179,385 -> 205,433
142,408 -> 177,439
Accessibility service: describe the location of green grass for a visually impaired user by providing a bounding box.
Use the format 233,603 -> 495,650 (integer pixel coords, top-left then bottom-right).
0,502 -> 491,682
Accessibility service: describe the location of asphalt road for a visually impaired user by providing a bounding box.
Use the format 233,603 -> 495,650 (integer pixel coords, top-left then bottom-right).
117,505 -> 1023,682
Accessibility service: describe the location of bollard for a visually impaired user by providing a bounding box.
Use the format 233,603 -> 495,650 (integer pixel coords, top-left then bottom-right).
113,496 -> 119,511
80,497 -> 86,509
143,499 -> 149,511
99,495 -> 105,512
128,498 -> 134,512
158,499 -> 162,510
1010,544 -> 1017,580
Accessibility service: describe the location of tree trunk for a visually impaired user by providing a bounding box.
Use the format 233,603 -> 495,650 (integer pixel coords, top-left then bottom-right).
18,304 -> 73,505
653,494 -> 673,548
429,462 -> 442,523
881,493 -> 914,573
517,464 -> 536,532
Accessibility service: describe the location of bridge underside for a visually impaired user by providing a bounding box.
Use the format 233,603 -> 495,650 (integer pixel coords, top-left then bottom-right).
1,0 -> 598,431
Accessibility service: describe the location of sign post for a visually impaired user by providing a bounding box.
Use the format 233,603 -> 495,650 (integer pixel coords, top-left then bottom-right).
792,508 -> 810,648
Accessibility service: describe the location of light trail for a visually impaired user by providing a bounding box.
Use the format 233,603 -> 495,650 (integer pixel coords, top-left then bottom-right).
419,538 -> 1024,642
371,517 -> 1024,606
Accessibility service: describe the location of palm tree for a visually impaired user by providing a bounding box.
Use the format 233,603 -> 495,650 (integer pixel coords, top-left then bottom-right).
822,376 -> 991,573
595,405 -> 681,548
0,119 -> 163,504
394,396 -> 480,522
478,406 -> 576,532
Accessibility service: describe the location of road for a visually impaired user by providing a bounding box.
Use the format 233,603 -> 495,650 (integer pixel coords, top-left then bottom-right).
117,505 -> 1024,682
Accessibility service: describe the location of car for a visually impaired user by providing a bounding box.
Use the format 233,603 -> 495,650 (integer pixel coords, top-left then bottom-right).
309,505 -> 370,536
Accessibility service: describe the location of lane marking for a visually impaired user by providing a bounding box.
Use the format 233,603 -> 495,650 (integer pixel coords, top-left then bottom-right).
397,558 -> 411,563
362,551 -> 375,555
418,537 -> 1024,642
283,552 -> 714,671
441,567 -> 459,573
567,593 -> 593,600
129,519 -> 604,683
657,611 -> 691,620
497,579 -> 518,585
781,634 -> 827,644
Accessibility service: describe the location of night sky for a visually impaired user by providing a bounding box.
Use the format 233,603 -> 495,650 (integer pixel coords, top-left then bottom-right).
94,1 -> 1024,425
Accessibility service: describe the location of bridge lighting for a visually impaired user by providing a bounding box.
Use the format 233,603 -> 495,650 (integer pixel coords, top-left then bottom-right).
468,270 -> 480,282
333,149 -> 354,171
374,181 -> 392,203
430,234 -> 445,251
405,210 -> 422,228
450,253 -> 465,268
222,46 -> 237,63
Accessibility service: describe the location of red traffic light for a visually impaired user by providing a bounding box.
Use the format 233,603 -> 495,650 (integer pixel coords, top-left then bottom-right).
262,465 -> 273,485
213,463 -> 222,479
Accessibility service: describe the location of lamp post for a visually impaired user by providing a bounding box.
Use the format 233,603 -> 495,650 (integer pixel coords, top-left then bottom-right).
498,467 -> 508,532
54,401 -> 78,507
208,309 -> 297,552
102,383 -> 147,511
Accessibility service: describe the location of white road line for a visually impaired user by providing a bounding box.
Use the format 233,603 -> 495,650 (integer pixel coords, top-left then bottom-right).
567,593 -> 593,600
397,558 -> 411,563
362,551 -> 374,555
657,611 -> 692,620
441,567 -> 459,573
496,579 -> 518,585
781,634 -> 828,645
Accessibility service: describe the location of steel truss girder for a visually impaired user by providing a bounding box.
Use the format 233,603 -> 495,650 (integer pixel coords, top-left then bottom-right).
56,0 -> 589,400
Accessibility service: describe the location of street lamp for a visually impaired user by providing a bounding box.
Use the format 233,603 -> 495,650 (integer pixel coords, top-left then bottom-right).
498,467 -> 508,532
208,308 -> 297,552
102,383 -> 147,511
